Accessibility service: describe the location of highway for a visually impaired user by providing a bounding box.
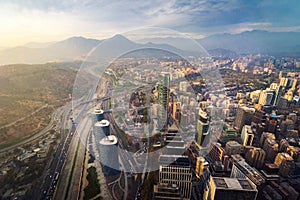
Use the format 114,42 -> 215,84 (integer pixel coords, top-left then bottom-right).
39,68 -> 100,200
40,66 -> 151,200
53,68 -> 105,200
39,105 -> 74,200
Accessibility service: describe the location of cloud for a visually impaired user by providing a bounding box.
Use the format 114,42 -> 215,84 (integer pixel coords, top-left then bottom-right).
0,0 -> 299,46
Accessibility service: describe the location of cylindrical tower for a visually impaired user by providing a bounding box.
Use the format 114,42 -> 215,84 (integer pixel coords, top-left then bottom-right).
92,108 -> 104,124
94,119 -> 110,146
99,135 -> 120,175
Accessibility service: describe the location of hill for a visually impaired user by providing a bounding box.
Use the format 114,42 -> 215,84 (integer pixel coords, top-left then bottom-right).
0,62 -> 84,147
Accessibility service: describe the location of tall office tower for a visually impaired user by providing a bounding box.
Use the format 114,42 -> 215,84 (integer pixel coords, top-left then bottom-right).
195,156 -> 209,178
196,108 -> 209,146
225,141 -> 243,156
153,183 -> 183,200
207,143 -> 224,164
245,147 -> 266,169
203,176 -> 258,200
259,132 -> 275,147
274,153 -> 294,177
280,77 -> 290,87
286,146 -> 300,161
170,94 -> 181,122
263,138 -> 278,162
174,102 -> 182,122
230,154 -> 265,186
186,143 -> 211,200
94,119 -> 110,138
279,71 -> 283,79
169,93 -> 175,119
92,108 -> 104,124
273,85 -> 284,106
157,72 -> 170,131
234,107 -> 255,133
274,152 -> 293,167
158,155 -> 192,200
279,139 -> 290,152
252,109 -> 266,124
94,119 -> 110,145
241,125 -> 254,146
280,119 -> 295,137
258,89 -> 275,106
99,135 -> 119,175
291,78 -> 297,90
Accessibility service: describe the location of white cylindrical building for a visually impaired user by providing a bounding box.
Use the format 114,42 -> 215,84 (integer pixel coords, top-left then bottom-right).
92,108 -> 104,124
94,119 -> 110,145
99,135 -> 120,175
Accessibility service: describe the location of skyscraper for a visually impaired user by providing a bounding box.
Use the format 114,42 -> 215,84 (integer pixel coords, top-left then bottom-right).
258,89 -> 275,106
196,108 -> 209,146
92,108 -> 104,124
157,72 -> 170,131
158,155 -> 192,199
207,143 -> 224,164
241,125 -> 254,146
245,147 -> 266,169
263,138 -> 278,162
234,107 -> 255,133
94,119 -> 110,144
99,135 -> 120,175
273,85 -> 283,106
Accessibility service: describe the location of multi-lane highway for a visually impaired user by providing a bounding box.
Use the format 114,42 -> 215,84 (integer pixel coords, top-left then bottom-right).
39,106 -> 75,200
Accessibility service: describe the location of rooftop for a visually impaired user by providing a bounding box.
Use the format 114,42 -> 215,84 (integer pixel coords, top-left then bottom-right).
99,135 -> 118,145
95,119 -> 110,127
94,108 -> 104,114
213,177 -> 257,191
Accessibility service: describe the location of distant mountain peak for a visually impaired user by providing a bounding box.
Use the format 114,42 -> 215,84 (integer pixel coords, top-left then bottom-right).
109,34 -> 130,41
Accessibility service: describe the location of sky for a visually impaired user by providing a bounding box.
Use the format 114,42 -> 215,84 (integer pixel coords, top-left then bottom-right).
0,0 -> 300,47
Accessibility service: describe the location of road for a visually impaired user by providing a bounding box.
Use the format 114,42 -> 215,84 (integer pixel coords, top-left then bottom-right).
39,104 -> 74,200
0,104 -> 65,154
53,67 -> 103,200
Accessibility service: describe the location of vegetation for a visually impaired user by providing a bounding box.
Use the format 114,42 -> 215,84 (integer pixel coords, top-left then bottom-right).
141,170 -> 159,200
88,153 -> 95,163
0,62 -> 85,146
84,166 -> 101,200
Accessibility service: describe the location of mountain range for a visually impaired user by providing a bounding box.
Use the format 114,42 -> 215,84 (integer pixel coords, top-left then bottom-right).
0,30 -> 300,65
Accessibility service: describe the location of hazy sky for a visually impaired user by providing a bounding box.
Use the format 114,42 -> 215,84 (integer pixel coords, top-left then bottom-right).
1,0 -> 300,47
